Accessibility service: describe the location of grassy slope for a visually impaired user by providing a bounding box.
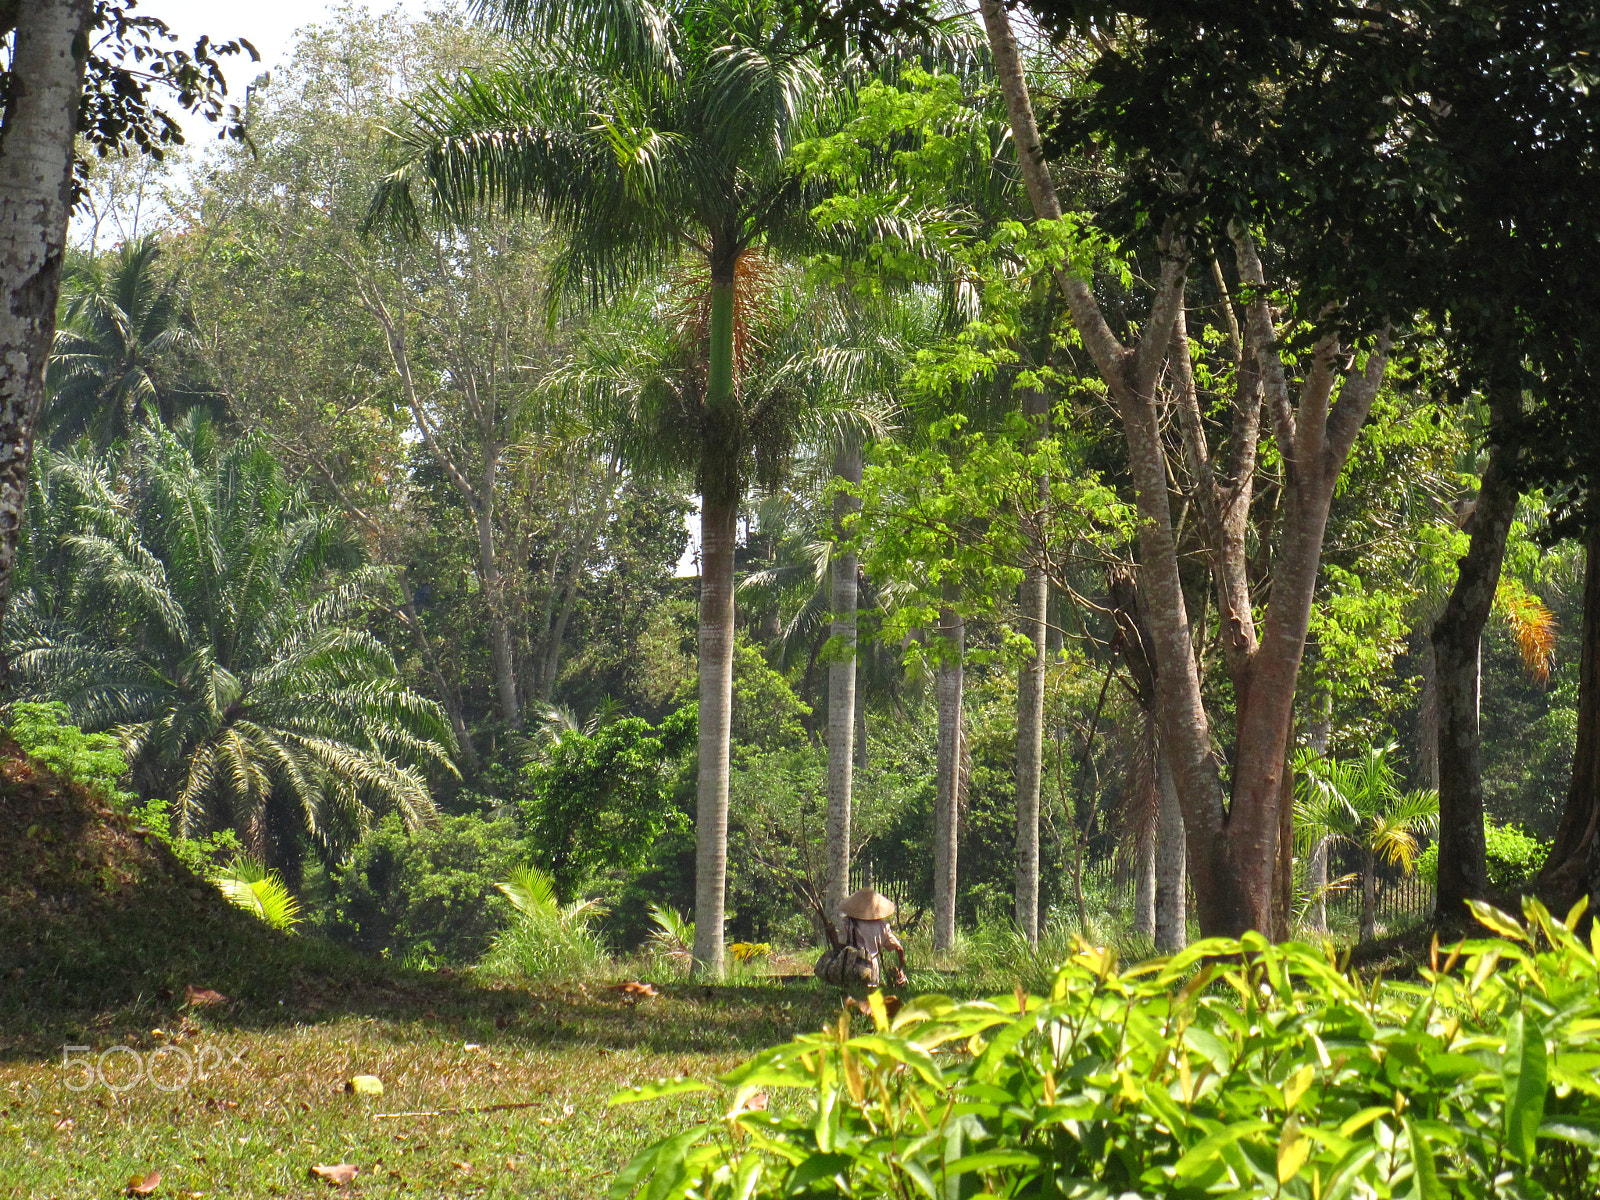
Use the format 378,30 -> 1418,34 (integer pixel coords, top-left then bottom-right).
0,739 -> 843,1197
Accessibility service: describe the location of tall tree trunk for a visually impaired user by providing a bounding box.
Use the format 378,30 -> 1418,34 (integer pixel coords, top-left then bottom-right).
475,504 -> 519,729
855,675 -> 867,772
691,264 -> 739,977
1417,635 -> 1440,789
1540,533 -> 1600,910
932,586 -> 964,952
0,0 -> 93,622
1360,847 -> 1377,944
1134,831 -> 1156,942
825,441 -> 862,919
538,455 -> 620,698
979,0 -> 1386,937
1015,383 -> 1050,943
1271,720 -> 1296,941
1154,735 -> 1187,954
1431,410 -> 1518,927
1305,692 -> 1332,933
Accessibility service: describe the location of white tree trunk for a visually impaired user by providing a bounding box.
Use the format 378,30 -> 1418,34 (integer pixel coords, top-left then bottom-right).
825,441 -> 862,919
1154,735 -> 1187,954
1306,693 -> 1332,933
1134,834 -> 1156,942
1014,387 -> 1049,944
692,495 -> 738,975
933,589 -> 964,952
0,0 -> 93,615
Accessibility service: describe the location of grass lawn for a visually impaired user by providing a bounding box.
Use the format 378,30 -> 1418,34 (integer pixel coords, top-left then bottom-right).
1,976 -> 847,1199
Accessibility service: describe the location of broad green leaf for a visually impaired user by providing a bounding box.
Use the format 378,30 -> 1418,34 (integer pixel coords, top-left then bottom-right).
1404,1116 -> 1442,1200
1502,1011 -> 1549,1162
1172,1121 -> 1272,1181
1468,900 -> 1528,942
1539,1116 -> 1600,1149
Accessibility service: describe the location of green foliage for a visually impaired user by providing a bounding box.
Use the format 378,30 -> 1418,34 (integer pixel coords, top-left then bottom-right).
615,900 -> 1600,1199
6,701 -> 133,806
127,796 -> 245,878
1296,743 -> 1439,870
212,860 -> 303,932
10,418 -> 456,867
517,709 -> 694,900
854,412 -> 1132,668
648,903 -> 696,971
1418,820 -> 1551,893
46,237 -> 223,450
479,865 -> 611,981
320,813 -> 523,964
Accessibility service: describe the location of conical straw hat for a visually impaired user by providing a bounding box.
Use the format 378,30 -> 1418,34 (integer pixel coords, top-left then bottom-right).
840,888 -> 894,920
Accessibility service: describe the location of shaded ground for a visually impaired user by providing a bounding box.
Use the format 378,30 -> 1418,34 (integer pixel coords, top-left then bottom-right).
0,738 -> 855,1197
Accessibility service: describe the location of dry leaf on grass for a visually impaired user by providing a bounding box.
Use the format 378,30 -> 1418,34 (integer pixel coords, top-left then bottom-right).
310,1163 -> 359,1185
183,985 -> 227,1007
742,1093 -> 769,1112
126,1169 -> 162,1196
613,981 -> 659,1000
344,1075 -> 383,1095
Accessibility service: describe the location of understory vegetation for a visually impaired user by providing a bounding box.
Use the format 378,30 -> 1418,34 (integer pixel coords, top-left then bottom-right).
5,0 -> 1600,1195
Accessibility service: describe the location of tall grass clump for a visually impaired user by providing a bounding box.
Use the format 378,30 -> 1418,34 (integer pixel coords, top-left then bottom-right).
477,865 -> 611,981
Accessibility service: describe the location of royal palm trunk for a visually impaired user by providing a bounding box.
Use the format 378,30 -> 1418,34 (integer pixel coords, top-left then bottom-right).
692,267 -> 739,976
825,441 -> 862,919
933,587 -> 964,952
1015,388 -> 1049,943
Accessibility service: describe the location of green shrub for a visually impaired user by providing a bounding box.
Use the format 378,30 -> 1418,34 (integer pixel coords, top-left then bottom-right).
477,865 -> 611,981
7,700 -> 133,804
613,898 -> 1600,1199
321,813 -> 522,964
1418,820 -> 1551,891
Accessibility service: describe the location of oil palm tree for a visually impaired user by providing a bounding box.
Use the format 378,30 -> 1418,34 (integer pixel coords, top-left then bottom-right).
369,0 -> 853,971
8,416 -> 456,879
45,238 -> 222,449
1295,743 -> 1439,943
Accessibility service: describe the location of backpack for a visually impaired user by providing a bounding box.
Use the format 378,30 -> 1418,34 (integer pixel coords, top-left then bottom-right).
814,942 -> 873,986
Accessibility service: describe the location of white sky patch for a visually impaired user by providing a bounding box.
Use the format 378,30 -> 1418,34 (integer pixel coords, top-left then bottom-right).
142,0 -> 439,145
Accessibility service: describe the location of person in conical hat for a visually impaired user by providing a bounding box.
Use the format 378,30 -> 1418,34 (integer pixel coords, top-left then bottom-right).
838,888 -> 907,986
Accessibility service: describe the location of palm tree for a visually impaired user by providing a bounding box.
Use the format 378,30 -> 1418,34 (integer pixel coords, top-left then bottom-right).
368,0 -> 864,972
1295,743 -> 1439,943
8,417 -> 456,880
45,238 -> 222,449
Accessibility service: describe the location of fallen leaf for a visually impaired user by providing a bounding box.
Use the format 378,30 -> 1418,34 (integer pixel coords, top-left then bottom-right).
52,1116 -> 73,1132
613,981 -> 660,1000
345,1075 -> 383,1095
743,1093 -> 769,1112
451,1160 -> 471,1172
183,986 -> 227,1007
126,1169 -> 162,1196
310,1163 -> 359,1185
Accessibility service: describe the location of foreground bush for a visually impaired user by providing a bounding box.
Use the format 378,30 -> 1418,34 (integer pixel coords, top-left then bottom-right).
613,898 -> 1600,1198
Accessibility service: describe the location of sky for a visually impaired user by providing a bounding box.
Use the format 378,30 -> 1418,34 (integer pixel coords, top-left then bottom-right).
144,0 -> 438,142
